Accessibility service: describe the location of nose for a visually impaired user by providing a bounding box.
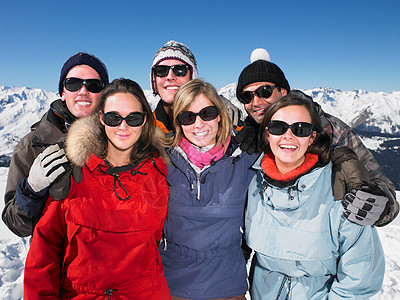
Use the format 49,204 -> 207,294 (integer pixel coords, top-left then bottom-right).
282,128 -> 295,138
77,84 -> 89,95
118,119 -> 129,129
193,115 -> 205,128
165,68 -> 177,80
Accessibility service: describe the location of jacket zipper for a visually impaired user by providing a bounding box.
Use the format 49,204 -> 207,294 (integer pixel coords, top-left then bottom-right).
196,173 -> 201,200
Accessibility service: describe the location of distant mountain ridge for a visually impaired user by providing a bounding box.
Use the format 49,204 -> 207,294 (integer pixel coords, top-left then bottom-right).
1,84 -> 400,188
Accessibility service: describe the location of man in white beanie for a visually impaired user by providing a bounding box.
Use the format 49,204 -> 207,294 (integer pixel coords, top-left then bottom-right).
235,48 -> 398,227
151,40 -> 242,132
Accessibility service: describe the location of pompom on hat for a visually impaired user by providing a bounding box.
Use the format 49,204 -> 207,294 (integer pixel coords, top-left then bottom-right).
236,48 -> 290,99
151,40 -> 198,96
58,52 -> 109,96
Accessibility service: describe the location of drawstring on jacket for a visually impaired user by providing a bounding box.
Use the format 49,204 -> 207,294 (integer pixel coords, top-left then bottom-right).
276,275 -> 291,300
98,156 -> 150,201
104,288 -> 118,299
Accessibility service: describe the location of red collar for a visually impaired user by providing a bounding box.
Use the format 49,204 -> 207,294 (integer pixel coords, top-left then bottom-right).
261,152 -> 319,182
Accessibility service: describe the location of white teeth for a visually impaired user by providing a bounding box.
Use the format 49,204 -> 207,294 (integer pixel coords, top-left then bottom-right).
280,145 -> 297,149
166,86 -> 179,90
76,101 -> 90,106
194,131 -> 207,136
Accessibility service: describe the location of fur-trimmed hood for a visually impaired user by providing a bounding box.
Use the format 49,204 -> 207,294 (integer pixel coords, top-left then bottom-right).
65,114 -> 168,167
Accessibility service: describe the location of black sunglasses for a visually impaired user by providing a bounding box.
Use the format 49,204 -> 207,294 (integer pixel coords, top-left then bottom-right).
177,106 -> 219,126
64,77 -> 104,93
239,85 -> 277,104
153,65 -> 189,77
102,112 -> 146,127
267,120 -> 314,137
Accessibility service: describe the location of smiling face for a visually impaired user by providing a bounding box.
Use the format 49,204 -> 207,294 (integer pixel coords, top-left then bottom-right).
181,93 -> 220,148
155,59 -> 191,106
100,92 -> 145,165
243,81 -> 287,124
61,65 -> 103,118
266,105 -> 316,174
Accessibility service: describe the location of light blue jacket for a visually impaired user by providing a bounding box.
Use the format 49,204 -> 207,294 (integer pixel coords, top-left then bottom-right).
245,154 -> 385,300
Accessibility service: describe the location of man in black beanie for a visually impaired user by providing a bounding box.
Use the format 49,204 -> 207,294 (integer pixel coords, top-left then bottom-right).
3,52 -> 109,237
235,48 -> 398,227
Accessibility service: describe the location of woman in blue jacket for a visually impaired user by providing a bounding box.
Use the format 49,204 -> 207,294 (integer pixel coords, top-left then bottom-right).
160,79 -> 258,300
245,95 -> 385,299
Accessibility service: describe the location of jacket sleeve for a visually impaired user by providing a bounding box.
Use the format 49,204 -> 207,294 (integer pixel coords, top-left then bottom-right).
2,133 -> 45,237
324,112 -> 398,226
329,217 -> 385,299
23,198 -> 65,299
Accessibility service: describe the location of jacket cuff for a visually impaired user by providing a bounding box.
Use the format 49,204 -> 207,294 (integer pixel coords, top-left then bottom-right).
15,178 -> 47,217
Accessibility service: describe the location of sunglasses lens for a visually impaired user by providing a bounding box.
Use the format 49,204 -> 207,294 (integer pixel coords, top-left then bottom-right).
103,112 -> 122,126
125,112 -> 145,127
199,106 -> 219,121
257,85 -> 273,99
172,65 -> 189,77
153,66 -> 170,77
84,79 -> 104,93
64,78 -> 83,92
292,122 -> 313,137
268,121 -> 288,135
177,111 -> 196,125
239,91 -> 254,104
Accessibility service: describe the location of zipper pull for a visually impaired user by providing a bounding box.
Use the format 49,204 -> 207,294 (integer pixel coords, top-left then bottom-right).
196,173 -> 201,200
163,237 -> 167,251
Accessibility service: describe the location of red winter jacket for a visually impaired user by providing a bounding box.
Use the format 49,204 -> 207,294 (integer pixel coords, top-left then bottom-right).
24,154 -> 170,300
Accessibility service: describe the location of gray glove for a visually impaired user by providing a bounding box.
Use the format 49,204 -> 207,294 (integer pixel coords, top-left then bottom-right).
27,144 -> 69,192
343,184 -> 390,226
219,95 -> 243,127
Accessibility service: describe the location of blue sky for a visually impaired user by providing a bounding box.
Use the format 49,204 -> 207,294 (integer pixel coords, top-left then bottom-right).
1,0 -> 399,93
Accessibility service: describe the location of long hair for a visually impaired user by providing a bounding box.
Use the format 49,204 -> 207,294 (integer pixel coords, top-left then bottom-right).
98,78 -> 167,162
169,79 -> 232,148
259,94 -> 332,162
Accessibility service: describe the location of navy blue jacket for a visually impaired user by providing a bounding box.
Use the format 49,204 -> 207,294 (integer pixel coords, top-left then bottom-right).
159,138 -> 258,300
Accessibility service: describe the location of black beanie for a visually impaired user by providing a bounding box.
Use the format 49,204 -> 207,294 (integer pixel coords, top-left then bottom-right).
236,49 -> 290,98
58,52 -> 109,95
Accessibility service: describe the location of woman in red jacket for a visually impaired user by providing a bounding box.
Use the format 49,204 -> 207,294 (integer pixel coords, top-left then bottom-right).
24,78 -> 171,299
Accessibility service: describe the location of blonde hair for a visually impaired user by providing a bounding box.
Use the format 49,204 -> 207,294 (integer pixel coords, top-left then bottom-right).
169,79 -> 232,148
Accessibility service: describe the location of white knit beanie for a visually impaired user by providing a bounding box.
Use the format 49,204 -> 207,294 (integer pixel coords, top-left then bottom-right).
151,40 -> 198,96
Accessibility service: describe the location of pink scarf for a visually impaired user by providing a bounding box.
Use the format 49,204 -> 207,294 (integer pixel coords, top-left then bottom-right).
179,136 -> 231,169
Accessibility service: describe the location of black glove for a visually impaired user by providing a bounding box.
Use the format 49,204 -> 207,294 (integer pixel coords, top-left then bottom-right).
234,117 -> 260,155
343,183 -> 390,226
49,165 -> 83,201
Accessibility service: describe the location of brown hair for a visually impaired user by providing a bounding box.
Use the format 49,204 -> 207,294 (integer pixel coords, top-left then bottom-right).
259,94 -> 331,162
98,78 -> 167,162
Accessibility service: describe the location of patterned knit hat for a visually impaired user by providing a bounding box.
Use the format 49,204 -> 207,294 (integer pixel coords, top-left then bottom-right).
236,48 -> 290,98
58,52 -> 109,95
151,40 -> 198,96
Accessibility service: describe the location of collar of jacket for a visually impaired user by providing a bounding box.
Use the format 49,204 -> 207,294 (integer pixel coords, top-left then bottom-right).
154,100 -> 173,132
50,99 -> 77,130
85,153 -> 168,177
253,151 -> 327,188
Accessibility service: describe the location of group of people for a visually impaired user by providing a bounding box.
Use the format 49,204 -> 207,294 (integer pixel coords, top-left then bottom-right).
2,41 -> 398,299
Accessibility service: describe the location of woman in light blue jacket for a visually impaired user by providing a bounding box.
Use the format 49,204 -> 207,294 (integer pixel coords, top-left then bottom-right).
245,95 -> 385,299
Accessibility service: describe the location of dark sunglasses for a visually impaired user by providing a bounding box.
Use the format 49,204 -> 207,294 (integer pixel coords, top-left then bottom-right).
64,77 -> 104,93
153,65 -> 189,77
239,85 -> 277,104
267,120 -> 314,137
177,106 -> 219,126
102,112 -> 146,127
